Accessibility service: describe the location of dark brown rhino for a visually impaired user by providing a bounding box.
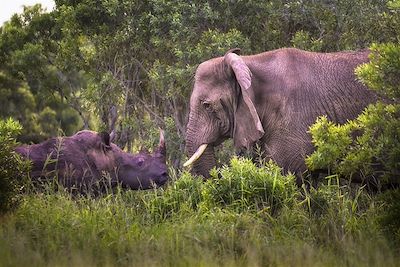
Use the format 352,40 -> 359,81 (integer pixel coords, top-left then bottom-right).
15,130 -> 168,191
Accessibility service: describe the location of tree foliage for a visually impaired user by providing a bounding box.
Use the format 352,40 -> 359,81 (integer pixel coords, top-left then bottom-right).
1,0 -> 399,168
356,43 -> 400,99
0,5 -> 82,143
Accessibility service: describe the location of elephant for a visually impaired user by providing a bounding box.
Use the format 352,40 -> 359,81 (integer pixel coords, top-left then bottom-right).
184,48 -> 378,184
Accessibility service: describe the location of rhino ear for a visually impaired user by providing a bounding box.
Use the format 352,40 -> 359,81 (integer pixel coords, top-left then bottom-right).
224,50 -> 264,150
99,131 -> 111,149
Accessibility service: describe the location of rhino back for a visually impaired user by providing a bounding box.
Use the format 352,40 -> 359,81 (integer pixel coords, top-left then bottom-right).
16,131 -> 115,186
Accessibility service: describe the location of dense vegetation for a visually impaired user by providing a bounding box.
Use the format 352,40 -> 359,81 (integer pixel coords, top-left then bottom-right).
1,158 -> 399,266
0,119 -> 29,213
1,0 -> 399,164
1,0 -> 399,266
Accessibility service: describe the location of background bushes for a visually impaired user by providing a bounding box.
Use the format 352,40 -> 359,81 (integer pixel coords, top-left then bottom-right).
0,118 -> 29,213
1,0 -> 399,167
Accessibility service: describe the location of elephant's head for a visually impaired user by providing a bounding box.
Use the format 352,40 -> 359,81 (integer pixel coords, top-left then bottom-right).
184,49 -> 265,177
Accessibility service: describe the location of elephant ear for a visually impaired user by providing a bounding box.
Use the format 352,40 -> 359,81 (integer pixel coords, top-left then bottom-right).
224,49 -> 265,150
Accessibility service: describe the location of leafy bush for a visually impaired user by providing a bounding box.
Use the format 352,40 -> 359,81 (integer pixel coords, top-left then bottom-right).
145,158 -> 296,222
202,158 -> 297,214
377,188 -> 400,245
306,116 -> 354,173
0,118 -> 29,213
356,43 -> 400,100
291,30 -> 323,52
307,103 -> 400,183
146,171 -> 204,222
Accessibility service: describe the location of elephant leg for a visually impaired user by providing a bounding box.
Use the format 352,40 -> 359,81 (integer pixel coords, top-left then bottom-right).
264,135 -> 313,186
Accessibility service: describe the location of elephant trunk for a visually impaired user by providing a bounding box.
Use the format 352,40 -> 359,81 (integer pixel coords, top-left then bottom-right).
185,111 -> 219,178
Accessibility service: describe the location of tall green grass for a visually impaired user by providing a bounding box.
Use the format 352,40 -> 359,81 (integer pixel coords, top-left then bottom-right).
0,157 -> 399,266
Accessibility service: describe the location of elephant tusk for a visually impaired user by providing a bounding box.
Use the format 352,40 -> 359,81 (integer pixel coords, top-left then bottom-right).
183,144 -> 208,167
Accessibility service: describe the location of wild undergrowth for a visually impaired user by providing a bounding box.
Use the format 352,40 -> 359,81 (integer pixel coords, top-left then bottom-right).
0,158 -> 399,267
0,118 -> 30,214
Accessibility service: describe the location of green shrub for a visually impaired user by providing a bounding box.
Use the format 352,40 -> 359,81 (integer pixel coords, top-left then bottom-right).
0,118 -> 30,213
201,157 -> 297,214
291,30 -> 323,52
144,158 -> 297,221
307,103 -> 400,184
356,43 -> 400,100
301,176 -> 373,239
146,171 -> 204,222
306,116 -> 354,173
377,188 -> 400,245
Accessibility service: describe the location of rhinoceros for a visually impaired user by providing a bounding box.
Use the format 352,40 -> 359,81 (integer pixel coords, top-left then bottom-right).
15,130 -> 168,192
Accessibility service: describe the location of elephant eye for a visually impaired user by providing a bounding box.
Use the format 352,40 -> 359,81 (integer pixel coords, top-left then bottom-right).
202,101 -> 212,111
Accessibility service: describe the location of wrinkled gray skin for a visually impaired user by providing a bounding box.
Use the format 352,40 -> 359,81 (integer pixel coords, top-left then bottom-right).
16,130 -> 168,191
185,48 -> 378,184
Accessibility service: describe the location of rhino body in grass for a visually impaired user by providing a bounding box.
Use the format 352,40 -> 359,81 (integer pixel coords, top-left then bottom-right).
16,130 -> 168,191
